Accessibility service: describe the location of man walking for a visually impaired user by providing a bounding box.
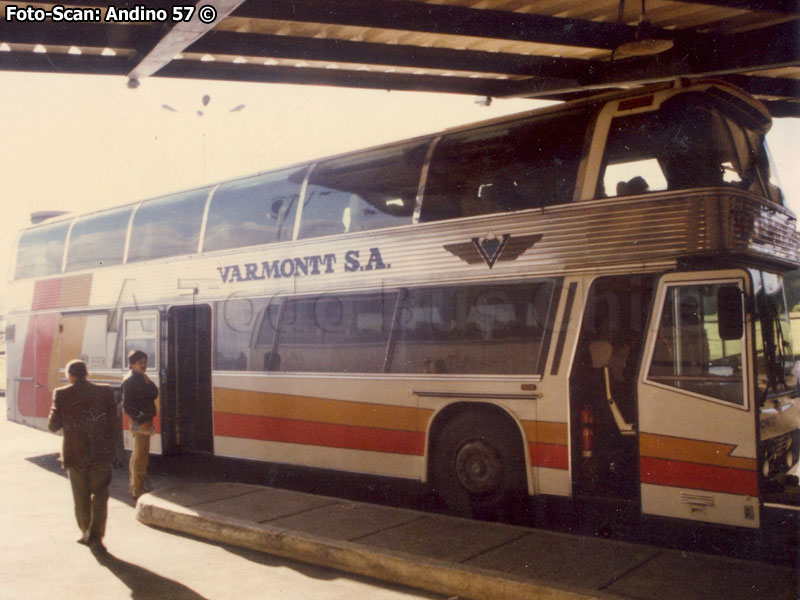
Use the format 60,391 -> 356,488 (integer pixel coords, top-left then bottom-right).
48,359 -> 117,554
122,350 -> 159,500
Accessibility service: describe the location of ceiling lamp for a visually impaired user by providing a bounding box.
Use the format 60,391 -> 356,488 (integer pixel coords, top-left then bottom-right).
614,0 -> 674,59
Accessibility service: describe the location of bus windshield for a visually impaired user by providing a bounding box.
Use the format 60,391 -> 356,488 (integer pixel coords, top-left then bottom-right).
752,270 -> 799,403
599,92 -> 782,204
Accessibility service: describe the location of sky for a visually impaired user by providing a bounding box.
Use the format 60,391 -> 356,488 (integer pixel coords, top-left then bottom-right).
1,71 -> 799,311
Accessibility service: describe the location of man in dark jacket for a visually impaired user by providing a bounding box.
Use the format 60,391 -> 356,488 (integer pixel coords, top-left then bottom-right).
48,359 -> 116,554
122,349 -> 159,499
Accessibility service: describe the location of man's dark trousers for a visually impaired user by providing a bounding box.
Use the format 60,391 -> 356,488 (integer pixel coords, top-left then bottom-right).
68,463 -> 112,541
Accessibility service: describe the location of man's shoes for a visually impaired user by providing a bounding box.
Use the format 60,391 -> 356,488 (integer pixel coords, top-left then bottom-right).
76,534 -> 89,546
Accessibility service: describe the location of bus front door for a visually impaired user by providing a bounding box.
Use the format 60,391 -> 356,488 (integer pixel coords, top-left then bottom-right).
637,271 -> 759,531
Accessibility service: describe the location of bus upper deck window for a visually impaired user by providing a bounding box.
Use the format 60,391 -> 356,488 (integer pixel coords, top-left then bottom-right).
420,110 -> 591,222
204,167 -> 304,252
599,112 -> 670,198
298,140 -> 426,240
14,220 -> 70,280
66,206 -> 132,272
128,188 -> 211,263
597,94 -> 766,199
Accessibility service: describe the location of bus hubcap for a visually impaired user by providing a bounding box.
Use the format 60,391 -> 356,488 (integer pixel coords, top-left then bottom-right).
455,440 -> 502,495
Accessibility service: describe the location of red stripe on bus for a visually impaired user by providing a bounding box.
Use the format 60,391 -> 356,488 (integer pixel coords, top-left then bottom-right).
640,456 -> 758,496
529,442 -> 569,470
18,317 -> 38,417
214,412 -> 425,456
18,314 -> 60,418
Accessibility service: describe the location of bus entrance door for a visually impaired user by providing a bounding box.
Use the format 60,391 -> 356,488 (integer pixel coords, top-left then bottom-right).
638,271 -> 758,531
569,274 -> 655,538
166,304 -> 213,455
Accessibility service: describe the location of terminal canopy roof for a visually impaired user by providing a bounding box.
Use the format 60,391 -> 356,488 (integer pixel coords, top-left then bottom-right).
0,0 -> 798,116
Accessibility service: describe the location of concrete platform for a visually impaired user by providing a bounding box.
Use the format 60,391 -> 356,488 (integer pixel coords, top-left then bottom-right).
136,483 -> 797,600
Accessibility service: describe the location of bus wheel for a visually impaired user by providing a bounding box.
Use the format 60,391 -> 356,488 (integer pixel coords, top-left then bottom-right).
431,412 -> 525,518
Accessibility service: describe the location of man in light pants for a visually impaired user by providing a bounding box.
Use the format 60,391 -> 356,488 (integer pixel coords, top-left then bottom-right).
122,350 -> 158,499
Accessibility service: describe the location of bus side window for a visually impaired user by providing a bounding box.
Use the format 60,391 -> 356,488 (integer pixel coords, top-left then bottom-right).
420,110 -> 590,222
127,188 -> 211,262
123,315 -> 158,369
65,206 -> 132,272
297,140 -> 426,240
648,283 -> 744,405
390,281 -> 555,375
14,220 -> 70,279
273,293 -> 396,373
204,167 -> 305,253
215,298 -> 280,371
598,113 -> 668,198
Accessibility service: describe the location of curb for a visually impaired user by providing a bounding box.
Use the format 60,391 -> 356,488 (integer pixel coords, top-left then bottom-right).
136,492 -> 616,600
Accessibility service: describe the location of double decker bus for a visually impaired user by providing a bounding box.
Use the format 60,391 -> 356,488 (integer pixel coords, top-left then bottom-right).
6,79 -> 799,555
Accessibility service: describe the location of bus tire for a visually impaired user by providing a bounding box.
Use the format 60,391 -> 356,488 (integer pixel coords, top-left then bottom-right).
430,411 -> 526,518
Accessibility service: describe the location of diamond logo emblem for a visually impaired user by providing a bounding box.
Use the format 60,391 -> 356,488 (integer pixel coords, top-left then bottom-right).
444,232 -> 542,269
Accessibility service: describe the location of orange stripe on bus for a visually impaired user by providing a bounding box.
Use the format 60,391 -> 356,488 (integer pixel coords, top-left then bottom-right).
214,387 -> 426,432
60,316 -> 87,369
520,421 -> 569,470
215,412 -> 425,455
521,420 -> 568,445
639,433 -> 756,472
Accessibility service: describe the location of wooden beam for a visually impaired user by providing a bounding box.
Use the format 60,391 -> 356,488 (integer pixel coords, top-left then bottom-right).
505,21 -> 799,98
763,100 -> 800,118
672,0 -> 799,14
153,59 -> 518,96
722,75 -> 800,98
188,30 -> 594,82
0,51 -> 130,76
0,20 -> 159,53
231,0 -> 656,51
127,0 -> 247,81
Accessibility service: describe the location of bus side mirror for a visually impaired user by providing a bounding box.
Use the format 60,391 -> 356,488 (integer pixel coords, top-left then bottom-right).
718,286 -> 744,341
